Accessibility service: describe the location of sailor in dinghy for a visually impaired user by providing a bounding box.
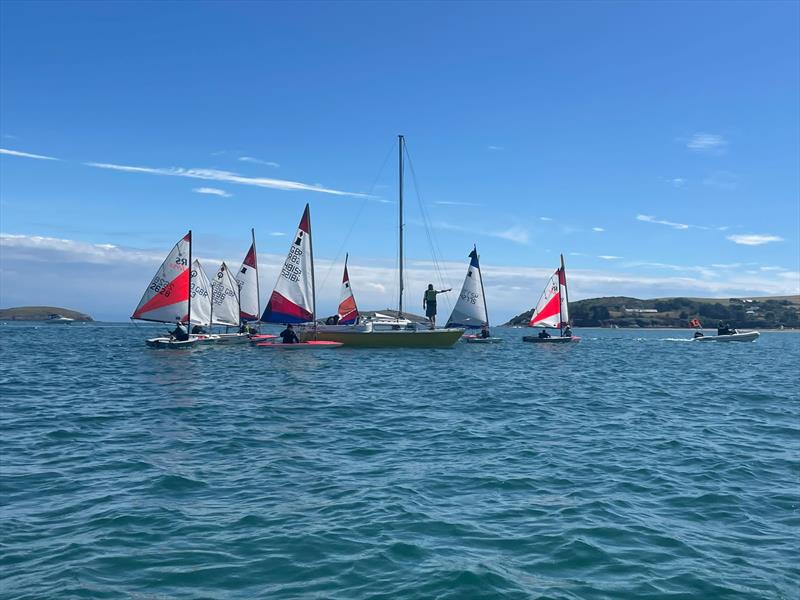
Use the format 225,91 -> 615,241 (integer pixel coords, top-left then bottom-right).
446,246 -> 501,343
522,254 -> 580,344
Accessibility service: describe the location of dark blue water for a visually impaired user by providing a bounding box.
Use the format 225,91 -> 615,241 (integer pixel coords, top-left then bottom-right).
1,324 -> 798,599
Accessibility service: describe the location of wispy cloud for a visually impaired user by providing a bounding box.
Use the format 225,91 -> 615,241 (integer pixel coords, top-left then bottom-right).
492,227 -> 529,244
0,147 -> 59,161
703,170 -> 739,190
686,132 -> 727,153
539,217 -> 553,222
239,156 -> 280,168
434,200 -> 482,207
636,214 -> 690,230
84,162 -> 369,198
592,227 -> 605,232
269,232 -> 286,237
760,266 -> 784,271
193,187 -> 231,198
598,255 -> 622,260
727,234 -> 783,246
487,145 -> 504,151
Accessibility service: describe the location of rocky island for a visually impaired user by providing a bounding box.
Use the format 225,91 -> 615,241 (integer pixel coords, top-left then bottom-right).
0,306 -> 93,321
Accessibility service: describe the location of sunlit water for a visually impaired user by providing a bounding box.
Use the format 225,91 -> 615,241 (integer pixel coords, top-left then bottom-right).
1,323 -> 798,599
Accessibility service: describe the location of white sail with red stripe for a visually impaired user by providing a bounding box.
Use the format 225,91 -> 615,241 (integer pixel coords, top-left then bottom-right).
211,262 -> 240,327
235,230 -> 260,322
528,268 -> 566,329
189,259 -> 212,326
132,232 -> 191,323
337,254 -> 359,324
261,205 -> 315,324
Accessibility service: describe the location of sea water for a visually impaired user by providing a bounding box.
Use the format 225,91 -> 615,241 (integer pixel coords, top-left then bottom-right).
1,324 -> 798,599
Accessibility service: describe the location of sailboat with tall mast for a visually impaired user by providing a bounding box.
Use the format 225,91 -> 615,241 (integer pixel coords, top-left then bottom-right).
313,135 -> 464,347
133,231 -> 210,348
522,254 -> 580,343
447,245 -> 501,343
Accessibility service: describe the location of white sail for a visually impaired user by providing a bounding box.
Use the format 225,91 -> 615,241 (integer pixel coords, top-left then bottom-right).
190,259 -> 212,326
560,276 -> 570,325
261,204 -> 315,323
132,232 -> 191,323
211,262 -> 240,326
447,247 -> 487,328
529,269 -> 562,328
235,233 -> 260,322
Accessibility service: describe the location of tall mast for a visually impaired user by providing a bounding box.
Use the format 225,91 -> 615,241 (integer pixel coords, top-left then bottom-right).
561,253 -> 569,335
475,245 -> 489,327
187,230 -> 192,328
252,228 -> 260,324
398,134 -> 404,317
307,205 -> 317,329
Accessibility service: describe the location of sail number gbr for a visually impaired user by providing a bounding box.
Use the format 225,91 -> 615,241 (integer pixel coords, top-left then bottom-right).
280,246 -> 304,282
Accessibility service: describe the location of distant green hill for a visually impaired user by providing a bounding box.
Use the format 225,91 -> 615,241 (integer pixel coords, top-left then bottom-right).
0,306 -> 93,321
503,295 -> 800,328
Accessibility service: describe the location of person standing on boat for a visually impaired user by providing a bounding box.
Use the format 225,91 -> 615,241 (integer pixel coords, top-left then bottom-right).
423,284 -> 451,329
279,324 -> 300,344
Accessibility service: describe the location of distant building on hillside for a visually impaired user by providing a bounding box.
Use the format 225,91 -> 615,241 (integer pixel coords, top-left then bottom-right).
623,308 -> 658,314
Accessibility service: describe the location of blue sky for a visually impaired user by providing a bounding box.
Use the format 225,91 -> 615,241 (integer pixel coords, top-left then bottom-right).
1,1 -> 798,321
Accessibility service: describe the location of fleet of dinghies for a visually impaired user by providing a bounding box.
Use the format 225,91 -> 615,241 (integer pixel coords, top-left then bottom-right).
132,136 -> 759,349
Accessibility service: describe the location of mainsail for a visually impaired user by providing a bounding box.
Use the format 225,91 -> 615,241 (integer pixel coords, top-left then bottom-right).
261,204 -> 315,323
189,259 -> 212,326
236,230 -> 260,322
132,232 -> 191,323
211,262 -> 240,326
447,246 -> 487,328
337,254 -> 359,324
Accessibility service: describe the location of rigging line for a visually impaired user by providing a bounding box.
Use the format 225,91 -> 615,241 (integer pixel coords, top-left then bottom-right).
403,143 -> 455,314
317,139 -> 398,296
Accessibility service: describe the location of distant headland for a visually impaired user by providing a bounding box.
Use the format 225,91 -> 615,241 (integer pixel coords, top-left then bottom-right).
0,306 -> 93,321
503,295 -> 800,329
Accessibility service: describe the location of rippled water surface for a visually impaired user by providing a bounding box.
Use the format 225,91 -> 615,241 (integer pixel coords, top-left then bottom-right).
1,324 -> 798,599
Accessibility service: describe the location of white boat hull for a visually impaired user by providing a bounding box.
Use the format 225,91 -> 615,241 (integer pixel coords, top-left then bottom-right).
464,335 -> 502,344
694,331 -> 760,342
145,336 -> 200,349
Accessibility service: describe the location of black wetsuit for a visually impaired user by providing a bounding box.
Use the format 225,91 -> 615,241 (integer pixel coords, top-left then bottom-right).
279,328 -> 300,344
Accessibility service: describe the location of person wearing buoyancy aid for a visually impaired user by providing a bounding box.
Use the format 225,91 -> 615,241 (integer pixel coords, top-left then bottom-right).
423,283 -> 451,329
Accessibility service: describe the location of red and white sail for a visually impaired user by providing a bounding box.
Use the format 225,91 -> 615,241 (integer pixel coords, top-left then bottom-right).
337,255 -> 359,324
190,259 -> 212,326
528,268 -> 565,328
261,205 -> 315,323
235,232 -> 260,322
211,262 -> 240,326
132,232 -> 191,323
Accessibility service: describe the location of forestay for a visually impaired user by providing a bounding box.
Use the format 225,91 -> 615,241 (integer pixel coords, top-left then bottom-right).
132,232 -> 191,323
236,237 -> 259,322
529,269 -> 564,328
337,255 -> 359,324
447,247 -> 487,329
211,262 -> 240,326
190,259 -> 212,326
261,204 -> 314,323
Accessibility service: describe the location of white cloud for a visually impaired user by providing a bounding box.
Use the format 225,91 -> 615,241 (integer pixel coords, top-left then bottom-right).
592,227 -> 605,232
636,214 -> 691,230
0,147 -> 59,161
434,201 -> 482,207
269,232 -> 286,237
686,133 -> 727,152
727,234 -> 783,246
671,177 -> 685,187
598,255 -> 622,260
193,187 -> 231,198
416,221 -> 530,245
3,233 -> 799,322
239,156 -> 280,168
487,145 -> 504,151
539,217 -> 553,222
760,266 -> 784,271
84,162 -> 368,198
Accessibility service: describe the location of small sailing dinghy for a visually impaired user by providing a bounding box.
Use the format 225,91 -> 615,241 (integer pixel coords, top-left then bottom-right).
447,246 -> 501,344
522,254 -> 580,344
337,254 -> 359,324
693,331 -> 760,342
132,231 -> 202,348
256,205 -> 340,350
